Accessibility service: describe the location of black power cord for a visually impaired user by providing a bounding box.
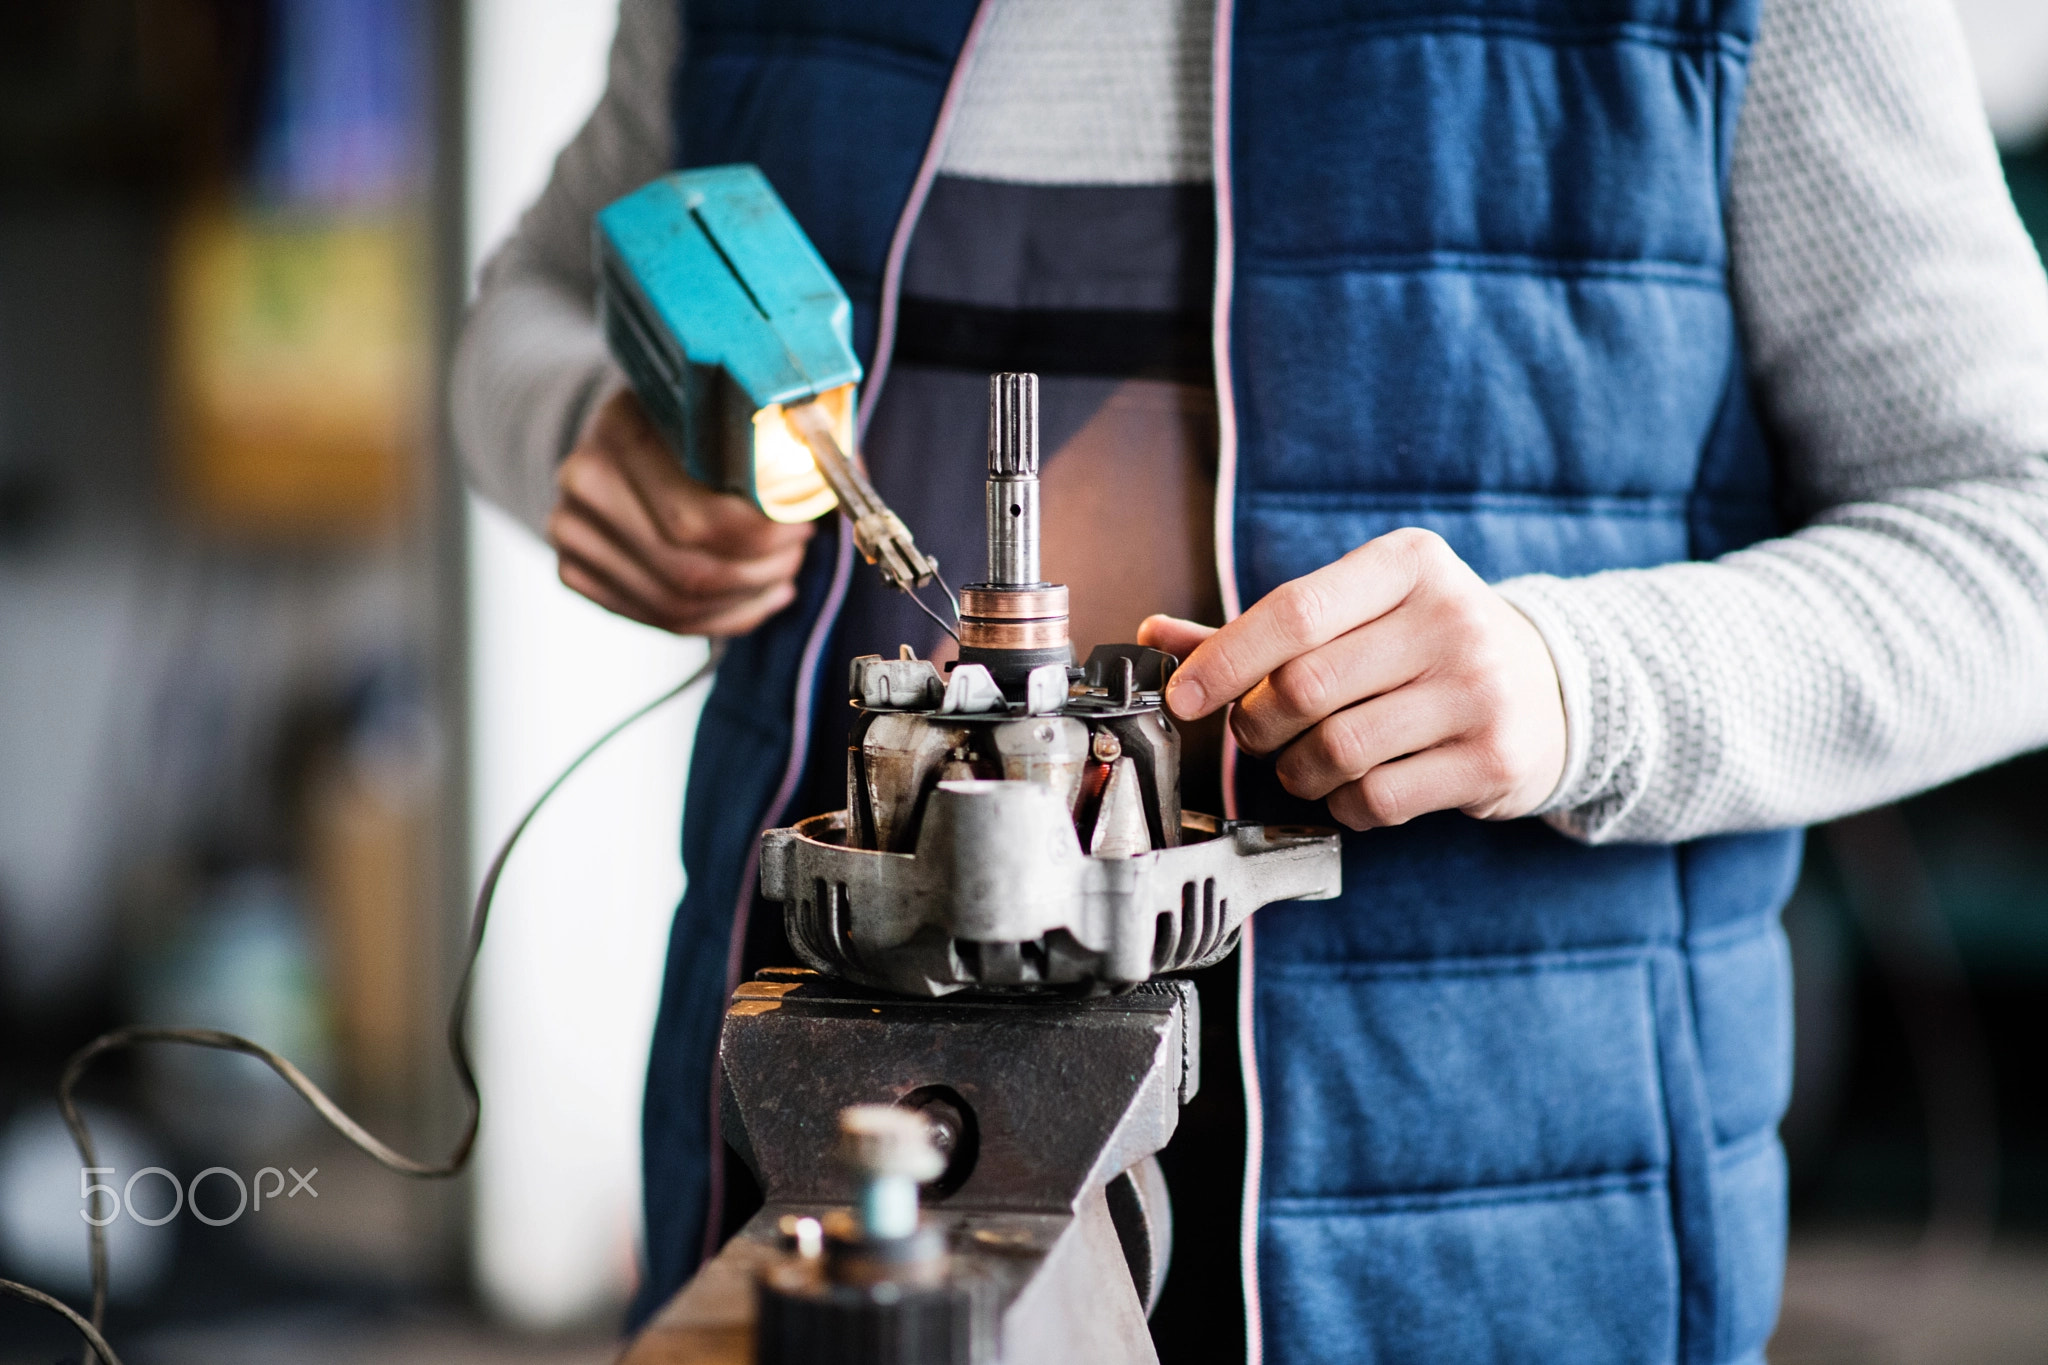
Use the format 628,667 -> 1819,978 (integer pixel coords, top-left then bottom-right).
0,644 -> 725,1365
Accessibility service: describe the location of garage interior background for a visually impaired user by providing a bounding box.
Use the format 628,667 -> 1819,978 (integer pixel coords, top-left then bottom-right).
0,2 -> 2045,1362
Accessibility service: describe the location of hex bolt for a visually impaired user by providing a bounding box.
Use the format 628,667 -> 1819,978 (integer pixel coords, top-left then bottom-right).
839,1105 -> 945,1242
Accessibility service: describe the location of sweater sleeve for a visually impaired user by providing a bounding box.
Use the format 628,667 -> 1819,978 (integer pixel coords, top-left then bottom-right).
448,0 -> 679,538
1495,0 -> 2048,844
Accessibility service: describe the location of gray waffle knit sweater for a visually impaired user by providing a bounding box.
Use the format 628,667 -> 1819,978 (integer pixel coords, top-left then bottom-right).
451,0 -> 2048,846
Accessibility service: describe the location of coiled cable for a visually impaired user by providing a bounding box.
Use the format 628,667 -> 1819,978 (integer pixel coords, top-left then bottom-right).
0,643 -> 725,1365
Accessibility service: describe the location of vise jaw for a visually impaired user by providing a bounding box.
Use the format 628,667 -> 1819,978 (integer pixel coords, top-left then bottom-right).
621,969 -> 1199,1365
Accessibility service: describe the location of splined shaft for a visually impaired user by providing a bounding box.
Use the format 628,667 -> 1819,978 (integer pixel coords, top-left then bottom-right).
987,371 -> 1038,475
985,373 -> 1040,586
959,373 -> 1069,694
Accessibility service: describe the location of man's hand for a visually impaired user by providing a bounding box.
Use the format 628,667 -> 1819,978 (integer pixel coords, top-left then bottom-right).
548,388 -> 813,635
1138,528 -> 1566,831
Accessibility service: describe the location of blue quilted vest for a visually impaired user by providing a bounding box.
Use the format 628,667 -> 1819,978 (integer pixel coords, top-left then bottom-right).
637,3 -> 1803,1362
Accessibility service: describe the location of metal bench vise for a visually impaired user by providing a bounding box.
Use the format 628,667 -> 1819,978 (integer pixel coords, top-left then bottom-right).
623,969 -> 1199,1365
615,362 -> 1342,1360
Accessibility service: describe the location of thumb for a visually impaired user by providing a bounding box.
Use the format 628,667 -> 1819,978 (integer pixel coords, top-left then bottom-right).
1137,614 -> 1216,661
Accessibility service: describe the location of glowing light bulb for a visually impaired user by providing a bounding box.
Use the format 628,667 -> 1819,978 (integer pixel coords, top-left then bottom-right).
749,383 -> 854,523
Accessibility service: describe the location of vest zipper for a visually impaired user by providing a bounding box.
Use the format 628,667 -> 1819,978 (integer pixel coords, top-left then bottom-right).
1205,1 -> 1265,1360
697,0 -> 1002,1266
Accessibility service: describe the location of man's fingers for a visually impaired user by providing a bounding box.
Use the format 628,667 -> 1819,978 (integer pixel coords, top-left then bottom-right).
551,510 -> 783,626
557,552 -> 677,634
580,386 -> 715,542
682,581 -> 800,637
1324,743 -> 1493,832
585,385 -> 809,560
1231,613 -> 1438,756
1272,683 -> 1469,801
550,508 -> 697,618
559,544 -> 796,637
1166,528 -> 1448,719
555,387 -> 809,637
1166,577 -> 1350,721
554,530 -> 715,631
684,489 -> 817,560
1136,614 -> 1216,660
607,428 -> 814,556
558,452 -> 808,592
641,537 -> 809,599
557,442 -> 675,556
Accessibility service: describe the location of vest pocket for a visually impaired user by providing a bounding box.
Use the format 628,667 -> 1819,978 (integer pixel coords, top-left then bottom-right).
1256,951 -> 1681,1363
1260,1176 -> 1680,1365
1260,952 -> 1670,1196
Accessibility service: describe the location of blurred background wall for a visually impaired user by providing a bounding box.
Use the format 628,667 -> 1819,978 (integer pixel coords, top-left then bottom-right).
0,1 -> 699,1359
0,3 -> 2043,1364
0,0 -> 476,1356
